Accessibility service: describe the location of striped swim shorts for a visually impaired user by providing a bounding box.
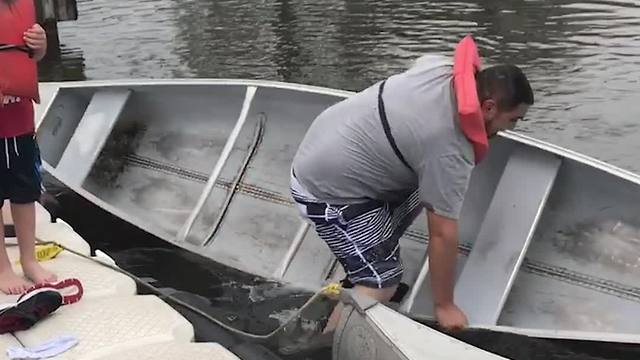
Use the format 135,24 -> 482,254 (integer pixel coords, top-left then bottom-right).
290,170 -> 422,288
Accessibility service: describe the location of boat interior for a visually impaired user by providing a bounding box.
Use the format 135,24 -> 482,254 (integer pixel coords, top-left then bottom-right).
35,81 -> 640,343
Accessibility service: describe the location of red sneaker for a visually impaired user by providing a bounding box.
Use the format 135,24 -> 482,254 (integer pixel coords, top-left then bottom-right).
22,278 -> 84,305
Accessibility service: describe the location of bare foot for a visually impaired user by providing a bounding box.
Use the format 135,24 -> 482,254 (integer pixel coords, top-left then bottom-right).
0,268 -> 32,294
21,260 -> 57,285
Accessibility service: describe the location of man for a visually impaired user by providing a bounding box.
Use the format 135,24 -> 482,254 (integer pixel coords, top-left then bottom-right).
290,36 -> 534,334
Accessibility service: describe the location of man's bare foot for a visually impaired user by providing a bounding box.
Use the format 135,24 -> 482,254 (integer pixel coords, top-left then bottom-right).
21,260 -> 57,285
0,268 -> 32,294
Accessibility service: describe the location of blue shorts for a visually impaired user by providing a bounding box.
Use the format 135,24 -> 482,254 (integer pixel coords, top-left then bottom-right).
291,173 -> 422,288
0,134 -> 43,206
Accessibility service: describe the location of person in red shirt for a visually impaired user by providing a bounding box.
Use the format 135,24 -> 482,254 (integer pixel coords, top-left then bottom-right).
0,0 -> 56,294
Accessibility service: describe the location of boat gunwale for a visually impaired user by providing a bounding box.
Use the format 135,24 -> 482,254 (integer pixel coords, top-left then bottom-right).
36,78 -> 640,188
35,78 -> 640,345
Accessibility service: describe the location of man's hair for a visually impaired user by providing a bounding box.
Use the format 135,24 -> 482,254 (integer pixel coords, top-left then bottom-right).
476,64 -> 534,111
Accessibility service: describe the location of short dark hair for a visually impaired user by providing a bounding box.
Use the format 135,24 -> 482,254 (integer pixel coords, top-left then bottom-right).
476,64 -> 534,111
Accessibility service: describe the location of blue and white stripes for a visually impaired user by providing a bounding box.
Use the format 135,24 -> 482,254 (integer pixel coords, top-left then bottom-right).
291,169 -> 421,288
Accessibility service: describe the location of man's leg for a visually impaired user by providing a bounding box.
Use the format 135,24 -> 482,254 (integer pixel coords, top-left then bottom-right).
13,201 -> 56,284
323,284 -> 398,334
291,170 -> 422,333
0,136 -> 35,294
0,207 -> 33,294
322,191 -> 423,333
302,200 -> 404,334
10,135 -> 56,285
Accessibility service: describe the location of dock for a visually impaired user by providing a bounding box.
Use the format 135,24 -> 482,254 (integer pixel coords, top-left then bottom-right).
1,202 -> 240,360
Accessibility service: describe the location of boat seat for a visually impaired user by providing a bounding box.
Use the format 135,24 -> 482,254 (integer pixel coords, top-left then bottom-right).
273,221 -> 337,285
273,221 -> 311,279
181,86 -> 257,244
454,147 -> 561,326
400,147 -> 561,325
55,89 -> 131,188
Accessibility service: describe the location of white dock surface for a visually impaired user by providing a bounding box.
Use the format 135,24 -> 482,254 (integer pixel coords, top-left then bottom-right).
1,202 -> 240,360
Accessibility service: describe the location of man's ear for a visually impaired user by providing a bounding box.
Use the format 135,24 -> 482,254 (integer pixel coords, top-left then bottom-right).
481,99 -> 497,120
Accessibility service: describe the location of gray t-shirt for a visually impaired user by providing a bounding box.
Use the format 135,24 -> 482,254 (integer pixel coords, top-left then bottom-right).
292,55 -> 475,219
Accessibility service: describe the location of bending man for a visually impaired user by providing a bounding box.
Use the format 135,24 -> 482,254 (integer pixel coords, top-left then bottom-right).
290,36 -> 534,333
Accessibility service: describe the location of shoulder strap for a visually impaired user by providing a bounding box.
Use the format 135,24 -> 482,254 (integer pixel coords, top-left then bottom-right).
378,80 -> 413,172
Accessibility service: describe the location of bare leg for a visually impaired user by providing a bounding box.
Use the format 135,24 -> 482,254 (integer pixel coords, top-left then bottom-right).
12,202 -> 56,285
0,209 -> 33,294
323,284 -> 398,334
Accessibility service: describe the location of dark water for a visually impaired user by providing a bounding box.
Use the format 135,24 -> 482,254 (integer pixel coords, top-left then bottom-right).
46,181 -> 328,360
37,0 -> 640,359
41,0 -> 640,172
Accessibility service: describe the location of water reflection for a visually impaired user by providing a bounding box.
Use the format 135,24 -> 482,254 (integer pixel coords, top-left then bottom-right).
42,0 -> 640,169
39,43 -> 86,82
272,0 -> 302,81
37,2 -> 640,358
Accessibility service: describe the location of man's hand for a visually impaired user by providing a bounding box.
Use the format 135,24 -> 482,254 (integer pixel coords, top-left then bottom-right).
435,302 -> 468,331
23,24 -> 47,61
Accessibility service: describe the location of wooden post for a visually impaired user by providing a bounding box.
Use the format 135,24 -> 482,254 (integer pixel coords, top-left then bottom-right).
54,0 -> 78,21
35,0 -> 77,22
33,0 -> 78,59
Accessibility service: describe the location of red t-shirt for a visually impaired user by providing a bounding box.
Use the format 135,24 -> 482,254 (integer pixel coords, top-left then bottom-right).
0,96 -> 35,137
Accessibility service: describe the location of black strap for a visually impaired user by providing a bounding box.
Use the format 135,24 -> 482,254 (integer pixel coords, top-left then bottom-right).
378,80 -> 412,171
0,44 -> 33,57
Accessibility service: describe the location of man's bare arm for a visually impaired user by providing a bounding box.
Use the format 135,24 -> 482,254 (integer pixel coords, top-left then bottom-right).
426,209 -> 468,330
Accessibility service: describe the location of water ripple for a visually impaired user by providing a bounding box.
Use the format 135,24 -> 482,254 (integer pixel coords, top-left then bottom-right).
40,0 -> 640,173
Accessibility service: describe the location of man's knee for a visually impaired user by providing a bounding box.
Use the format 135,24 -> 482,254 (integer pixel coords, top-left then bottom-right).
353,283 -> 399,303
